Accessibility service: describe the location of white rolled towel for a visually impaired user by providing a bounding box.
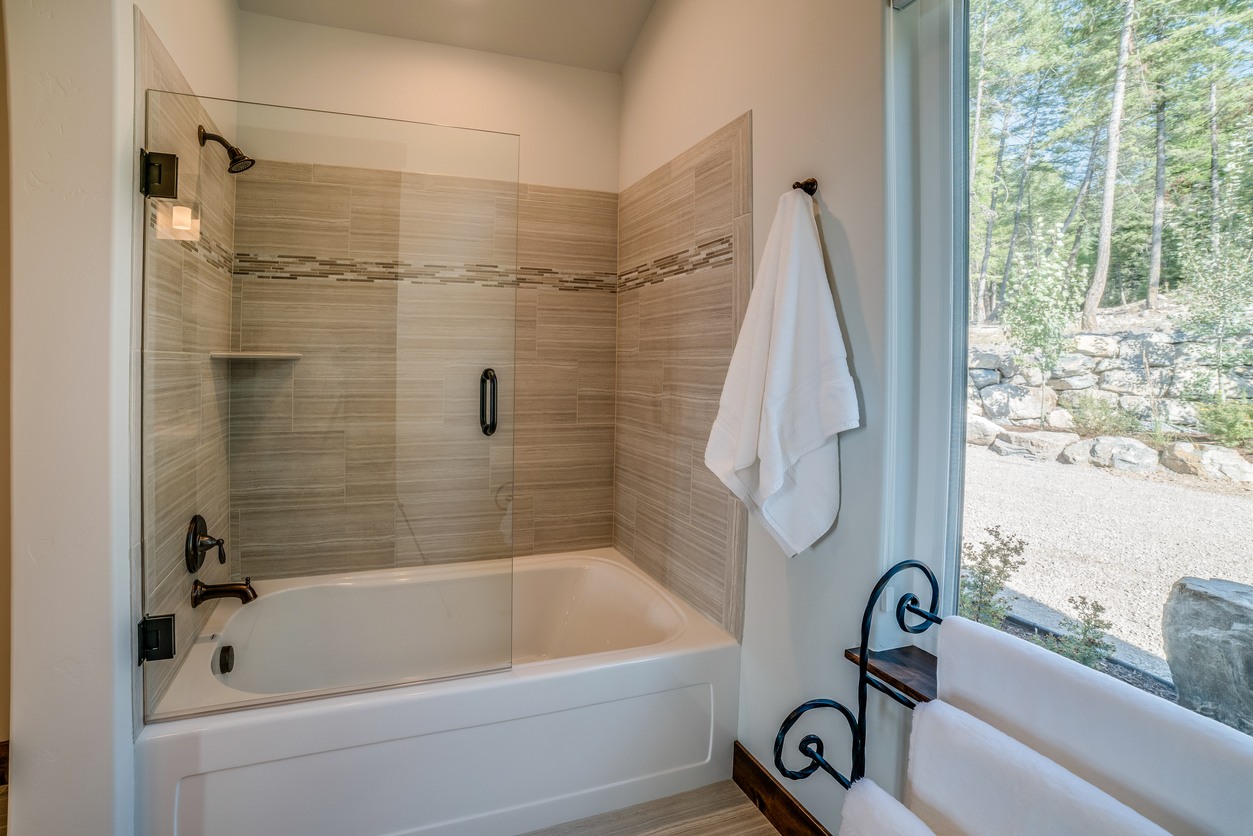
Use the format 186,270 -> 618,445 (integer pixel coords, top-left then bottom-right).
937,616 -> 1253,835
906,700 -> 1169,836
838,778 -> 935,836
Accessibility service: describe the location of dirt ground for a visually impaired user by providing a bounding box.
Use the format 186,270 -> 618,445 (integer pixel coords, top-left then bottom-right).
961,447 -> 1253,680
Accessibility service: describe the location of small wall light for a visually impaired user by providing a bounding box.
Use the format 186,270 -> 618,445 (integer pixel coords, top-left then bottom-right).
155,199 -> 201,241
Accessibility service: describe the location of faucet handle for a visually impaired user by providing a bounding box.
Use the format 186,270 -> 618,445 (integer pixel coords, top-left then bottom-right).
185,514 -> 228,572
198,534 -> 226,565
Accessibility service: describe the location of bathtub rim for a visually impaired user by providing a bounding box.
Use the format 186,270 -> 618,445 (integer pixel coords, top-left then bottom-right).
146,547 -> 733,723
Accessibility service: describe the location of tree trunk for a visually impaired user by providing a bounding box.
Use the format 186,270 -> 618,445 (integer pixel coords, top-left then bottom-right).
1081,0 -> 1136,331
969,9 -> 991,195
996,82 -> 1045,318
1147,94 -> 1166,308
1209,79 -> 1220,252
975,126 -> 1010,323
1050,128 -> 1101,257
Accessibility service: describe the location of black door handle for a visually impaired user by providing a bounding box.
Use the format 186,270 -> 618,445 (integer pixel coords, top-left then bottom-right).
480,368 -> 497,437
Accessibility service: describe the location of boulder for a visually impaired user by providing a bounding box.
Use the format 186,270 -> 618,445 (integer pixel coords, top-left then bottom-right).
1161,398 -> 1200,428
1019,367 -> 1045,387
966,414 -> 1002,446
1057,388 -> 1119,408
979,383 -> 1057,422
1198,446 -> 1253,482
1048,372 -> 1097,391
1073,333 -> 1120,358
1100,368 -> 1172,396
1119,332 -> 1176,367
1044,408 -> 1075,431
968,368 -> 1000,389
989,429 -> 1080,461
1060,436 -> 1159,473
1163,577 -> 1253,735
967,398 -> 984,417
1051,353 -> 1096,377
969,348 -> 1007,370
1161,441 -> 1206,476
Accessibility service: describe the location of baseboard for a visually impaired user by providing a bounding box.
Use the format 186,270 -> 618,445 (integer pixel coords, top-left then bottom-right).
732,740 -> 832,836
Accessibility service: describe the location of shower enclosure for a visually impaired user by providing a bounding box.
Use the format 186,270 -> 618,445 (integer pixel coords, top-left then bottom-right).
139,91 -> 520,720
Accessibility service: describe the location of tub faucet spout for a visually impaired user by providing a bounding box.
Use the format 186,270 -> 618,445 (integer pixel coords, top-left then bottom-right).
192,578 -> 258,608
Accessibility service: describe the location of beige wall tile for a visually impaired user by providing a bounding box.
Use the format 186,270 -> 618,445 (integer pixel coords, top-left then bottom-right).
230,430 -> 346,510
234,178 -> 351,257
536,287 -> 615,361
292,350 -> 397,431
240,276 -> 397,354
518,185 -> 617,275
238,501 -> 396,578
612,115 -> 750,638
228,359 -> 294,434
532,486 -> 615,553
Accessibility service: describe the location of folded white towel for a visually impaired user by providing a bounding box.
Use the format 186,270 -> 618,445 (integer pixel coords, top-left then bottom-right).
937,616 -> 1253,835
906,700 -> 1169,836
704,189 -> 859,556
838,778 -> 935,836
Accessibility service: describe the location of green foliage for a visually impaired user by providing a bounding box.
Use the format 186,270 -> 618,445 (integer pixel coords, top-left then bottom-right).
1068,393 -> 1140,437
1177,152 -> 1253,401
1197,400 -> 1253,448
1034,596 -> 1116,668
1002,231 -> 1084,420
968,0 -> 1253,320
959,526 -> 1027,627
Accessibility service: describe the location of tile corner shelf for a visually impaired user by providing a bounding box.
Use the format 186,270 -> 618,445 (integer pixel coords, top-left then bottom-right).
209,351 -> 303,361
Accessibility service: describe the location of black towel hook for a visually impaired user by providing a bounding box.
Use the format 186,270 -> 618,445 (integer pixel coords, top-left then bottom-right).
792,178 -> 818,195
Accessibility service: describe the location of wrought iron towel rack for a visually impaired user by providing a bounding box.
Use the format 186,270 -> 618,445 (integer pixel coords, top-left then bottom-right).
773,560 -> 942,789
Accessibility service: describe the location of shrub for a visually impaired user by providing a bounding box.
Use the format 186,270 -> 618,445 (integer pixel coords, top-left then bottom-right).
1197,399 -> 1253,449
1068,394 -> 1139,437
959,526 -> 1027,627
1033,595 -> 1116,668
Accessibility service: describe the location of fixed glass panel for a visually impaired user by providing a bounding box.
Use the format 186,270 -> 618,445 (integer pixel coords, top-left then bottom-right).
960,0 -> 1252,733
141,92 -> 519,720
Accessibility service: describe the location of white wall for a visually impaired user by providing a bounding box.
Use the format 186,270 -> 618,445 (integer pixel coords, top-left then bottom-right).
237,12 -> 621,193
5,1 -> 239,832
621,1 -> 902,829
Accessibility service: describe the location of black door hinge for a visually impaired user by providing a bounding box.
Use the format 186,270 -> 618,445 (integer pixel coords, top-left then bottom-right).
138,613 -> 176,665
140,149 -> 179,198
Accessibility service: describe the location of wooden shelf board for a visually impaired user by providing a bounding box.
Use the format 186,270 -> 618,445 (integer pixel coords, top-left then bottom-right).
844,644 -> 937,704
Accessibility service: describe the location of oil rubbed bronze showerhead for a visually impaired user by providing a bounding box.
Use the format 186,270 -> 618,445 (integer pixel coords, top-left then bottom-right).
198,125 -> 255,174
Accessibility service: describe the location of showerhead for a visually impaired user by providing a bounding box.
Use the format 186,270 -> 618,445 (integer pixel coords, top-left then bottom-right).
198,125 -> 255,174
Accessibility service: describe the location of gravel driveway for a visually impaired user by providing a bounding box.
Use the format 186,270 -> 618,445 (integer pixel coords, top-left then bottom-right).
961,448 -> 1253,680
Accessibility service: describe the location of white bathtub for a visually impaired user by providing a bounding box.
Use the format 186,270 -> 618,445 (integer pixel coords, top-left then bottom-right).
136,548 -> 740,835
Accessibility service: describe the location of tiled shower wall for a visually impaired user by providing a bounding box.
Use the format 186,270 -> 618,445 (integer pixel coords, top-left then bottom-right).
614,114 -> 752,638
139,21 -> 235,709
228,165 -> 619,575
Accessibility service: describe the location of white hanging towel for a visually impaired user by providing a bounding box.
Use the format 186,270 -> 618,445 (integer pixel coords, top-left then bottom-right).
704,189 -> 859,556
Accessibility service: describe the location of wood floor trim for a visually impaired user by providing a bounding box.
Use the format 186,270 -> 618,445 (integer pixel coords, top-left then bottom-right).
732,741 -> 832,836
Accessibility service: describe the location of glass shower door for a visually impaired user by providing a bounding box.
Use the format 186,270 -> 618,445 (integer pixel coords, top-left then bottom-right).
140,91 -> 518,721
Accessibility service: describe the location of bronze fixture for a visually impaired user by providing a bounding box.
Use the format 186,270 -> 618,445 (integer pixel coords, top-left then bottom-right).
197,125 -> 255,174
186,514 -> 227,573
192,578 -> 258,608
792,178 -> 818,195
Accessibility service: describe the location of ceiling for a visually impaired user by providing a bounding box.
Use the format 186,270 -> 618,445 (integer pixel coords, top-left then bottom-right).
236,0 -> 658,73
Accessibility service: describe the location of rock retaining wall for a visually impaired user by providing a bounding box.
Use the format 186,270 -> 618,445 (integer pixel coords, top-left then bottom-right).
968,330 -> 1253,433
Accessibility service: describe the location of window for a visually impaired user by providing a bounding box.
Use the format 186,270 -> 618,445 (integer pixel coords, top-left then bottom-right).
958,0 -> 1253,734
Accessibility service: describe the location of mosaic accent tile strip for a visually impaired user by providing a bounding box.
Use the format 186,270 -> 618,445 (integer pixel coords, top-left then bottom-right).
617,234 -> 733,293
233,253 -> 618,292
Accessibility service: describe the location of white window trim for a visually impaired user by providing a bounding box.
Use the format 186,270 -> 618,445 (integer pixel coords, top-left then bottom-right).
881,0 -> 968,647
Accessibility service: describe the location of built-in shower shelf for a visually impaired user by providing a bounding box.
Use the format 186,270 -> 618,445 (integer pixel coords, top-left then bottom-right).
209,351 -> 303,361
